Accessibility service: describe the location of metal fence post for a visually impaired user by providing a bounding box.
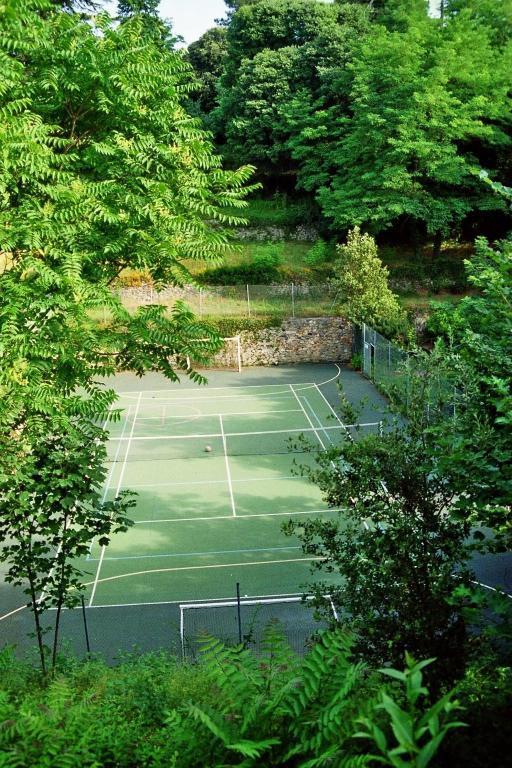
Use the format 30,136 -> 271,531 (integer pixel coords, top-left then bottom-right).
246,284 -> 251,317
291,283 -> 295,318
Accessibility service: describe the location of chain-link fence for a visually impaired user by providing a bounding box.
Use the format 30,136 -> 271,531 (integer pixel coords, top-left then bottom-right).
115,283 -> 340,320
355,323 -> 458,417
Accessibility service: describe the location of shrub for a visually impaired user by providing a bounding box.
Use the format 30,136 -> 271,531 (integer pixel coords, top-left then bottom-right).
200,244 -> 284,284
331,228 -> 409,338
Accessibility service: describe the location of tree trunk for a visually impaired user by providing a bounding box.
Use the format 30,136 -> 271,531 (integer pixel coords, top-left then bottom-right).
432,231 -> 443,260
28,577 -> 46,676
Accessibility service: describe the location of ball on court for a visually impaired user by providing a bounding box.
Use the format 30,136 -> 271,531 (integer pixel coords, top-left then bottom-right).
204,445 -> 213,453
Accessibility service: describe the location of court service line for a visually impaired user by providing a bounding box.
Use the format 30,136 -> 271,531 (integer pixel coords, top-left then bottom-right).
82,556 -> 322,587
302,395 -> 334,447
134,408 -> 303,421
133,507 -> 342,525
289,384 -> 328,452
125,474 -> 298,489
118,382 -> 317,396
109,422 -> 380,442
88,404 -> 133,559
91,545 -> 302,563
89,392 -> 143,607
83,591 -> 305,610
117,387 -> 320,404
219,413 -> 236,517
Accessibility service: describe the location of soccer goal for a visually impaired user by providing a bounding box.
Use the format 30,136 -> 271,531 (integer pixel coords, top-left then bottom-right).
179,594 -> 338,660
186,335 -> 242,373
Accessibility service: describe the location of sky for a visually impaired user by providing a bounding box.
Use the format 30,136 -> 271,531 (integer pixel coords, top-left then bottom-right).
103,1 -> 440,45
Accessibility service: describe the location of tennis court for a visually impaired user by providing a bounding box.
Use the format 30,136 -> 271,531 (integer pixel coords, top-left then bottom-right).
81,365 -> 384,610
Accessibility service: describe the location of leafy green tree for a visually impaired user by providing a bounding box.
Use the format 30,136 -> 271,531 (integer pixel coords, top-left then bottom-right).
188,27 -> 228,115
331,227 -> 408,337
0,0 -> 254,664
285,354 -> 475,688
0,416 -> 134,673
428,237 -> 512,541
290,1 -> 511,251
215,0 -> 369,177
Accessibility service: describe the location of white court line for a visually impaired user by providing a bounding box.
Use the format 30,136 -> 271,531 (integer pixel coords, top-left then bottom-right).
124,475 -> 298,489
88,404 -> 133,558
118,382 -> 317,396
83,557 -> 322,587
109,422 -> 380,443
90,545 -> 302,563
314,383 -> 351,438
289,384 -> 328,451
132,507 -> 342,525
302,395 -> 334,447
134,408 -> 303,421
219,413 -> 236,517
119,390 -> 308,402
80,591 -> 306,610
89,392 -> 143,607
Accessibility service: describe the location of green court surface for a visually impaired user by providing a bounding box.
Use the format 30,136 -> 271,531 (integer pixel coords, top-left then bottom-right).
81,367 -> 384,609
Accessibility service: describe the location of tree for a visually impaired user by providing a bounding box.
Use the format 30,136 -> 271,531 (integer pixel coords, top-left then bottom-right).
0,415 -> 134,673
331,227 -> 408,337
284,353 -> 475,688
214,0 -> 370,178
188,27 -> 228,115
428,237 -> 512,542
290,1 -> 512,251
0,0 -> 255,666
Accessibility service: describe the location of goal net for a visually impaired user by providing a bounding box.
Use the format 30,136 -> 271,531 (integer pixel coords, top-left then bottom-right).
187,336 -> 241,373
179,595 -> 338,660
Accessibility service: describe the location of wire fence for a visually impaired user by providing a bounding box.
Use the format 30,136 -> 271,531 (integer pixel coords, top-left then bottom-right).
114,283 -> 340,320
355,323 -> 459,417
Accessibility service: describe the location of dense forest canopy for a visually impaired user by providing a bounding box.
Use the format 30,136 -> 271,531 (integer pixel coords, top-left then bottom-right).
188,0 -> 512,251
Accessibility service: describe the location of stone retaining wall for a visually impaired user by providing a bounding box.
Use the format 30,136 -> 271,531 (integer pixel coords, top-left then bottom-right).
211,317 -> 353,368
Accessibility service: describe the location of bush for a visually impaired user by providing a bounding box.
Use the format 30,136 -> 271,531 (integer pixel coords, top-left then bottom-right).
244,194 -> 318,228
0,633 -> 465,768
206,315 -> 282,336
304,238 -> 332,266
200,243 -> 284,285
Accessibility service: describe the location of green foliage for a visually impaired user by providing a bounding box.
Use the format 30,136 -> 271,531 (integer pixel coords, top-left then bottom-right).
285,356 -> 476,687
305,239 -> 332,266
0,631 -> 464,768
288,1 -> 512,246
201,243 -> 284,284
187,27 -> 228,115
243,195 -> 318,228
427,237 -> 512,542
356,655 -> 465,767
0,0 -> 254,669
205,315 -> 283,337
214,0 -> 370,174
331,228 -> 408,337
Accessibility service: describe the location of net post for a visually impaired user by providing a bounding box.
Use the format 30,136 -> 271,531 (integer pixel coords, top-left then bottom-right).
246,285 -> 251,317
291,283 -> 295,318
180,605 -> 186,661
81,595 -> 91,655
236,582 -> 243,645
236,336 -> 242,373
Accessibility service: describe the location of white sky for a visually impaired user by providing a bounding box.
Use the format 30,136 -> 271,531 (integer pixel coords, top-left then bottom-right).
102,2 -> 440,45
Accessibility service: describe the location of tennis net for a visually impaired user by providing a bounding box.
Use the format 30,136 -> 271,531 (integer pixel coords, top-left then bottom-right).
106,422 -> 383,463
